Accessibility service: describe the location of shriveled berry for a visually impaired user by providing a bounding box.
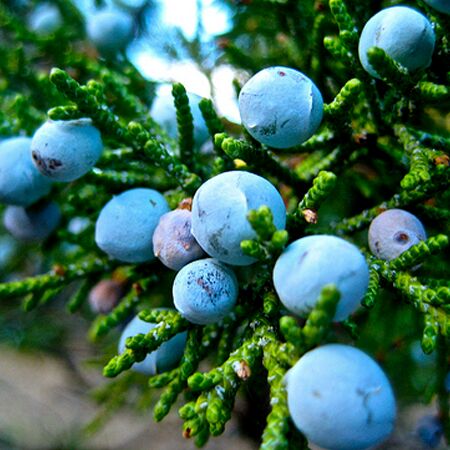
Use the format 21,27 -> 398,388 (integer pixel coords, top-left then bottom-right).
153,209 -> 205,271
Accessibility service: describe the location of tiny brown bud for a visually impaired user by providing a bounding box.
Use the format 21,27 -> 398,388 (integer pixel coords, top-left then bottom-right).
302,208 -> 318,224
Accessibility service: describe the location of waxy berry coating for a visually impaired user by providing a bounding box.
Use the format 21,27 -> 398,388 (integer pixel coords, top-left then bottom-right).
31,119 -> 103,182
28,3 -> 62,35
3,201 -> 60,242
0,137 -> 52,207
153,209 -> 205,271
368,209 -> 426,261
273,235 -> 369,321
95,188 -> 170,263
173,258 -> 238,324
286,344 -> 396,450
118,314 -> 187,375
191,171 -> 286,266
358,6 -> 435,78
423,0 -> 450,15
238,66 -> 323,149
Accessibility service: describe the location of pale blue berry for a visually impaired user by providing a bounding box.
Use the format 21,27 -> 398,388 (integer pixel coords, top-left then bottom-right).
368,209 -> 426,261
86,9 -> 134,56
191,171 -> 286,266
285,344 -> 396,450
0,137 -> 52,207
173,258 -> 238,325
273,235 -> 369,321
358,6 -> 435,78
3,201 -> 60,242
118,313 -> 187,375
95,188 -> 170,263
238,66 -> 323,149
31,119 -> 103,182
424,0 -> 450,15
153,209 -> 205,271
27,3 -> 62,35
150,84 -> 210,149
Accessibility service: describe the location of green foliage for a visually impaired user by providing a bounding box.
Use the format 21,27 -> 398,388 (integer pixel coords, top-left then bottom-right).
0,0 -> 449,448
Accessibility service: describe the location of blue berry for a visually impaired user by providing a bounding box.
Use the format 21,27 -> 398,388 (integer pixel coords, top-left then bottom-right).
191,171 -> 286,266
95,188 -> 170,263
424,0 -> 450,14
286,344 -> 396,450
31,119 -> 103,182
238,66 -> 323,149
3,201 -> 60,242
88,279 -> 124,314
86,9 -> 134,56
0,137 -> 52,207
118,313 -> 187,375
0,235 -> 16,269
358,6 -> 435,78
153,209 -> 205,271
150,85 -> 210,149
416,415 -> 443,448
273,235 -> 369,321
27,3 -> 62,35
173,258 -> 238,324
368,209 -> 426,261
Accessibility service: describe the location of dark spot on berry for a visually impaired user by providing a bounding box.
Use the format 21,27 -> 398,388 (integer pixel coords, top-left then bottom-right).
278,71 -> 286,76
394,232 -> 409,244
32,150 -> 63,176
312,390 -> 321,398
149,199 -> 156,207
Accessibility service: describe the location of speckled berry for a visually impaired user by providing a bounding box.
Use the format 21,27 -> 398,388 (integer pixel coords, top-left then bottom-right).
88,279 -> 125,314
191,171 -> 286,266
153,209 -> 205,271
118,313 -> 187,375
368,209 -> 426,261
285,344 -> 396,450
31,119 -> 103,182
173,258 -> 238,324
86,9 -> 134,56
273,235 -> 369,321
238,66 -> 323,149
358,6 -> 435,78
95,188 -> 170,263
3,201 -> 60,242
0,137 -> 52,207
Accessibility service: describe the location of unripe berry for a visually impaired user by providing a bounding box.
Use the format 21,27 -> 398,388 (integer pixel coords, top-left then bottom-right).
358,6 -> 435,78
153,209 -> 205,271
0,137 -> 52,207
173,258 -> 238,324
3,201 -> 60,242
118,313 -> 187,375
238,66 -> 323,149
273,235 -> 369,321
368,209 -> 426,261
191,171 -> 286,266
95,188 -> 170,263
285,344 -> 396,450
31,119 -> 103,182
